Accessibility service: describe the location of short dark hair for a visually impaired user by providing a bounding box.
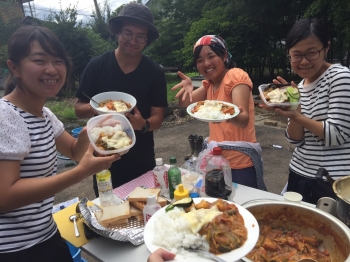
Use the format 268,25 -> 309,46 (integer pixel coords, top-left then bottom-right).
286,18 -> 329,51
5,25 -> 72,95
193,45 -> 236,69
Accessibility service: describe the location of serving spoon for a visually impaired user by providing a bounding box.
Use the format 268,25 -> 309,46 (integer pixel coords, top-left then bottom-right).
69,214 -> 80,237
184,247 -> 226,262
82,92 -> 99,106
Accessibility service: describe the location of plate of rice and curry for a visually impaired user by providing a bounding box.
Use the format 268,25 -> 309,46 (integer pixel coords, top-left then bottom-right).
186,100 -> 240,123
144,197 -> 259,261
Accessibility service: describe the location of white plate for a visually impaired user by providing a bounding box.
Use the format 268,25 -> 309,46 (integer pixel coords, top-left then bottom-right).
186,101 -> 240,123
144,197 -> 259,262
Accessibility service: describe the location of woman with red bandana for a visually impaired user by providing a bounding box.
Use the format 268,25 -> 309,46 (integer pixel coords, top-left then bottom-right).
267,19 -> 350,204
172,35 -> 266,190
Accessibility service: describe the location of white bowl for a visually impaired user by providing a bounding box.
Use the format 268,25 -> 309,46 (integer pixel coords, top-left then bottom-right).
90,92 -> 137,115
87,114 -> 136,155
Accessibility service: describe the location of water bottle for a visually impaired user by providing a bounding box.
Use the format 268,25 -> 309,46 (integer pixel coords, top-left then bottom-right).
152,158 -> 169,197
167,157 -> 181,199
143,194 -> 161,225
202,147 -> 235,200
96,169 -> 114,207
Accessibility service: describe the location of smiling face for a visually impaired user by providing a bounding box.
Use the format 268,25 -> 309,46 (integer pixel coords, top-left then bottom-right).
8,40 -> 67,99
117,23 -> 148,58
196,46 -> 228,85
288,35 -> 329,84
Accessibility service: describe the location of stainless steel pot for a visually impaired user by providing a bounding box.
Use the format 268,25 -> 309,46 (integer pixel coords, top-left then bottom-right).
316,167 -> 350,227
333,176 -> 350,228
242,200 -> 350,262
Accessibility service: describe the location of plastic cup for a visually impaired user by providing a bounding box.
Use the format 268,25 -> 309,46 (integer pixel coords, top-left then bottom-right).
283,191 -> 303,203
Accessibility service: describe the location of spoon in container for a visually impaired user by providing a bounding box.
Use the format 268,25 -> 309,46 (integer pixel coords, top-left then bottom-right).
82,92 -> 99,106
69,214 -> 80,237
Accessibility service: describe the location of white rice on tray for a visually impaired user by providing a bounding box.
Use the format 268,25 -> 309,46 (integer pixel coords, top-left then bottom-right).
89,124 -> 124,143
152,208 -> 209,257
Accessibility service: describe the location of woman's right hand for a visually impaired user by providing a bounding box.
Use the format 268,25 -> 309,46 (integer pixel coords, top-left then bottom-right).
77,145 -> 120,176
273,76 -> 297,87
171,71 -> 194,102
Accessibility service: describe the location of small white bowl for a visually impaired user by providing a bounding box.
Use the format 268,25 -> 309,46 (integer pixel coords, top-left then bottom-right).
90,92 -> 136,115
283,191 -> 303,203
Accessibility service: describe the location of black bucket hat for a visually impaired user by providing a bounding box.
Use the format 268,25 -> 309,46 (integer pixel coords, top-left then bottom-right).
108,3 -> 159,44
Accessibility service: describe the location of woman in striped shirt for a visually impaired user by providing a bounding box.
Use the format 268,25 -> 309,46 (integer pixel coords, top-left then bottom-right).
271,18 -> 350,204
0,26 -> 119,261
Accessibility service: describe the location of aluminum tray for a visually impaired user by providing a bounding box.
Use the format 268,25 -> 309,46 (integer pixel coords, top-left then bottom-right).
79,197 -> 145,245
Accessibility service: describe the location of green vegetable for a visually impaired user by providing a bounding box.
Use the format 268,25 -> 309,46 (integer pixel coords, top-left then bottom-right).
165,197 -> 193,212
286,86 -> 300,102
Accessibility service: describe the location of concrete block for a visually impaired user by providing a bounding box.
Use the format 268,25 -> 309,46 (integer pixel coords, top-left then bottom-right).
264,120 -> 277,126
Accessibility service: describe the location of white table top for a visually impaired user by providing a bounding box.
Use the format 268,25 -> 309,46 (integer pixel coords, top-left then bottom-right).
81,184 -> 294,262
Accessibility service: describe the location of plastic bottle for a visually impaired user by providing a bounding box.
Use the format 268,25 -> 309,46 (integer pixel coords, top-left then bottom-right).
96,169 -> 114,207
143,194 -> 161,225
152,158 -> 169,196
167,157 -> 181,199
174,184 -> 189,200
202,147 -> 235,200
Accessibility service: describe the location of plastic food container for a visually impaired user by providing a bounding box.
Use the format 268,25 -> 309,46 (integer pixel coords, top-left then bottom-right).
87,114 -> 136,155
90,91 -> 137,115
258,84 -> 300,111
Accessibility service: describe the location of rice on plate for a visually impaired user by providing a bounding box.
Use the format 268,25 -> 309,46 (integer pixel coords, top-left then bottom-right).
152,208 -> 210,258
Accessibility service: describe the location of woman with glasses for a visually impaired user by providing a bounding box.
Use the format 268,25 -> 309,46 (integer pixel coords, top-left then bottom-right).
270,18 -> 350,204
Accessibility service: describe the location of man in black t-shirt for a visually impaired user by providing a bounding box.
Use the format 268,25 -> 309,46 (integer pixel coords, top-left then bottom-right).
75,3 -> 167,196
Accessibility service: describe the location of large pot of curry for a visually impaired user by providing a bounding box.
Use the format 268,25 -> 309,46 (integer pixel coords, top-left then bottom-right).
242,200 -> 350,262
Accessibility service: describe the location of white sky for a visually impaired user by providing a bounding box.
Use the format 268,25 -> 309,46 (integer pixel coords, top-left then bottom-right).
22,0 -> 138,24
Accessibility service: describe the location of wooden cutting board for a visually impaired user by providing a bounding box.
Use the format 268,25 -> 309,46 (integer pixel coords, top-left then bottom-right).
53,201 -> 95,247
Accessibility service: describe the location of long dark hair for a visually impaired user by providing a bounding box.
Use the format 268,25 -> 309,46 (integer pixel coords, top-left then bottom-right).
286,18 -> 329,51
5,26 -> 72,95
193,45 -> 236,69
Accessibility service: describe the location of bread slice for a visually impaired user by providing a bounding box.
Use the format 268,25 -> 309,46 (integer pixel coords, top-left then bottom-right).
129,196 -> 168,211
128,187 -> 161,202
97,201 -> 131,226
101,218 -> 129,227
157,196 -> 168,207
130,205 -> 143,216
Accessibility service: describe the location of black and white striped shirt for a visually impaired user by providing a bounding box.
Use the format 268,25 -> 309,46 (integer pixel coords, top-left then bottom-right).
0,99 -> 64,252
286,64 -> 350,179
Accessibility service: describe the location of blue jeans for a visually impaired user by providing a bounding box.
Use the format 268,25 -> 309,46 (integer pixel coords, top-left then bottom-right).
231,166 -> 258,189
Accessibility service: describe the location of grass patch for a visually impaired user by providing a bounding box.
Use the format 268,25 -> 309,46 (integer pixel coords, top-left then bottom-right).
45,99 -> 77,121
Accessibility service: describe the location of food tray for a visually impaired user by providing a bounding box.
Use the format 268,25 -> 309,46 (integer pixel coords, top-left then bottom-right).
258,84 -> 300,111
79,197 -> 145,245
86,114 -> 136,155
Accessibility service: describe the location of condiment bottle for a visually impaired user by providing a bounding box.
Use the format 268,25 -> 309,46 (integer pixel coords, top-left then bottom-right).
152,158 -> 169,196
204,147 -> 234,200
167,157 -> 181,199
96,169 -> 114,206
143,194 -> 161,225
174,184 -> 189,200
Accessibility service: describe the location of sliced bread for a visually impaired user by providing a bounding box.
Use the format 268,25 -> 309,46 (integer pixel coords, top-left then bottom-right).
98,201 -> 131,226
128,187 -> 161,202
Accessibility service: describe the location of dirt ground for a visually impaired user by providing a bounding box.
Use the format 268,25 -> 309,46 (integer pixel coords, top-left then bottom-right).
55,108 -> 292,261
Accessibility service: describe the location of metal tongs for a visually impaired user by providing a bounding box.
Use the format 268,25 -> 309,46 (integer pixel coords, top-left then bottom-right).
266,83 -> 291,89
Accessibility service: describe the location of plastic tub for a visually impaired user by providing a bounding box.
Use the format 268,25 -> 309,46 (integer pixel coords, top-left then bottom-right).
87,113 -> 136,155
66,241 -> 83,262
71,127 -> 83,139
258,84 -> 300,110
90,91 -> 137,115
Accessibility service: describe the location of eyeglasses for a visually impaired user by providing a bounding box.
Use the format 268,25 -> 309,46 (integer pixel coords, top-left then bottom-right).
120,32 -> 147,44
287,47 -> 324,62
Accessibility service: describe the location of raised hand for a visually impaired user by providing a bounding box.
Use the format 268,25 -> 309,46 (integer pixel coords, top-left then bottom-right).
171,71 -> 194,102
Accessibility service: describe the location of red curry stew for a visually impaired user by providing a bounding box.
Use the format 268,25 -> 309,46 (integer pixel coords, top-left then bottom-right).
246,219 -> 331,262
